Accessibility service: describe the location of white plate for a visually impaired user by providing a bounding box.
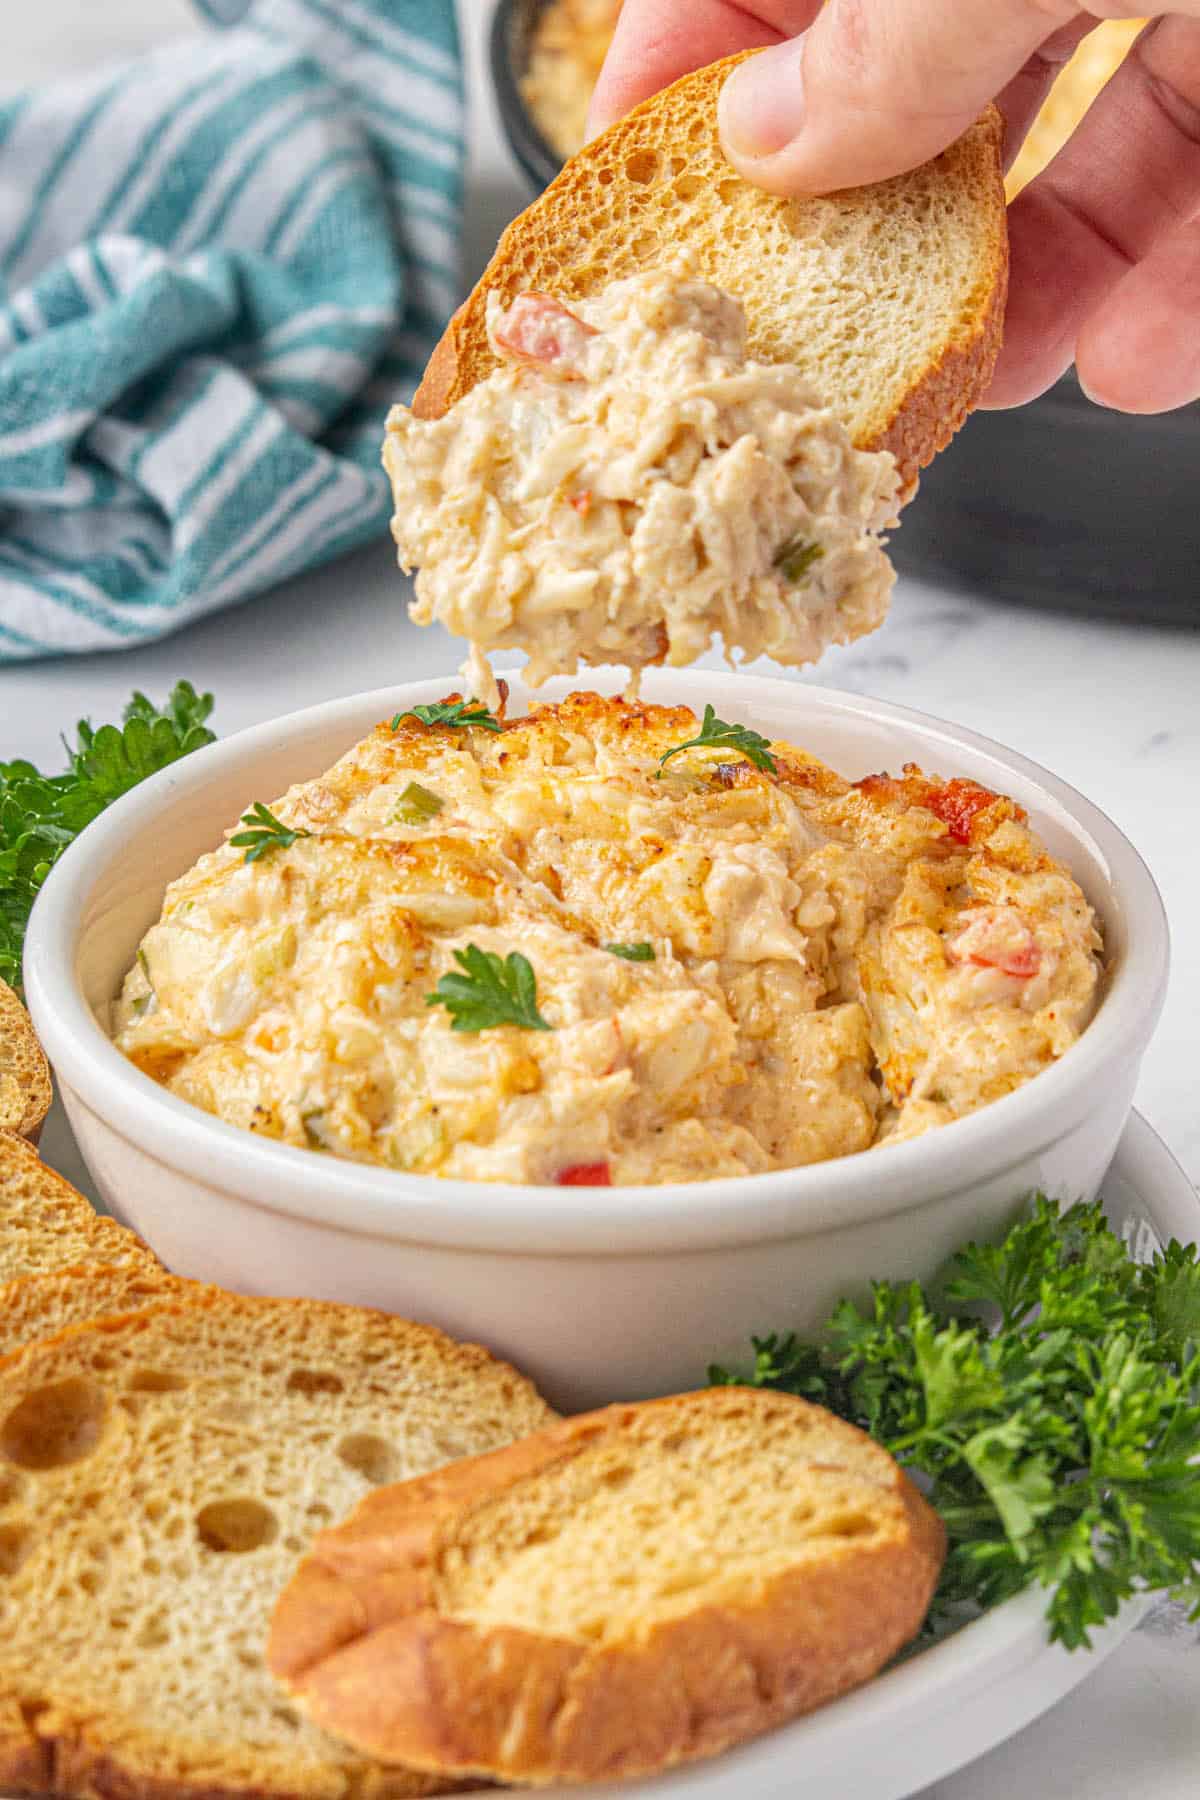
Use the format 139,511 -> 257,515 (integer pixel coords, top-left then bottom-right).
456,1109 -> 1197,1800
12,1109 -> 1196,1800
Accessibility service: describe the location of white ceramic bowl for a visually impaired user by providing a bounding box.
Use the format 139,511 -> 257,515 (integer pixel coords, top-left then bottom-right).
24,670 -> 1169,1411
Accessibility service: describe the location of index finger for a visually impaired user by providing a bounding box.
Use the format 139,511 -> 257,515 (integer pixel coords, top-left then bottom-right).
586,0 -> 822,139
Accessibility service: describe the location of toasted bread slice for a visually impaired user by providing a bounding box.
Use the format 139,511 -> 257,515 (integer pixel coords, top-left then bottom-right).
413,54 -> 1007,491
0,980 -> 52,1144
269,1387 -> 945,1786
0,1264 -> 189,1361
0,1291 -> 555,1799
0,1130 -> 163,1285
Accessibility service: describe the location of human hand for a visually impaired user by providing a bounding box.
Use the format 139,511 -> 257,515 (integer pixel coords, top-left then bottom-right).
588,4 -> 1200,414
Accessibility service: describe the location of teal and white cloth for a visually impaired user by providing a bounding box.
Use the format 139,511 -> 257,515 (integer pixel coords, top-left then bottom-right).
0,0 -> 464,659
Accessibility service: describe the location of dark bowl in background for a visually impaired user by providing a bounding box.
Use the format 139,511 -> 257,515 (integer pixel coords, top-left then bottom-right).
490,0 -> 563,192
490,0 -> 1200,627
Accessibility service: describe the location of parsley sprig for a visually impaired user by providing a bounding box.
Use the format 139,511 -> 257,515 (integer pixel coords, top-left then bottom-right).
392,699 -> 502,734
427,945 -> 551,1033
658,705 -> 777,776
1,682 -> 215,994
230,802 -> 311,864
711,1197 -> 1200,1650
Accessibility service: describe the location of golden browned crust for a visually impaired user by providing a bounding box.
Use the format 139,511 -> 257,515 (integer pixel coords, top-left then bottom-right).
0,1129 -> 164,1288
0,1293 -> 551,1800
411,55 -> 1008,492
270,1391 -> 945,1787
0,980 -> 52,1145
865,113 -> 1008,491
0,1263 -> 192,1364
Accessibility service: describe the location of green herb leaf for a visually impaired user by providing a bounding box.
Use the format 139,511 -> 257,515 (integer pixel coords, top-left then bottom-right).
710,1195 -> 1200,1650
658,705 -> 777,776
391,699 -> 502,734
426,945 -> 551,1033
0,682 -> 216,995
229,802 -> 311,864
391,781 -> 444,826
774,536 -> 825,583
605,941 -> 655,962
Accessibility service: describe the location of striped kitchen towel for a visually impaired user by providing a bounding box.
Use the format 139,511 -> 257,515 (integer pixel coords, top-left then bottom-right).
0,0 -> 463,659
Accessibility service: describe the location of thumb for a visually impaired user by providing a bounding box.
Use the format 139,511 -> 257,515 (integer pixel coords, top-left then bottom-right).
718,0 -> 1081,194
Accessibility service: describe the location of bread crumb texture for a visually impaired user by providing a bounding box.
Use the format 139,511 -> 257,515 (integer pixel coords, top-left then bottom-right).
0,980 -> 52,1143
0,1265 -> 189,1363
272,1388 -> 946,1786
0,1291 -> 553,1799
0,1131 -> 162,1289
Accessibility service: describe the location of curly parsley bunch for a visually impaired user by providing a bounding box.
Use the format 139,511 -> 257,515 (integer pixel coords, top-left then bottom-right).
1,682 -> 215,993
712,1197 -> 1200,1648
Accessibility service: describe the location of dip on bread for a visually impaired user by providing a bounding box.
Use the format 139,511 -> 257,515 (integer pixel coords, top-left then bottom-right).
384,272 -> 899,707
112,693 -> 1102,1187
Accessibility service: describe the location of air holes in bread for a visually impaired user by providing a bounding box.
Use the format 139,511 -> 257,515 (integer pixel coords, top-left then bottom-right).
137,1615 -> 171,1650
826,1512 -> 875,1539
195,1497 -> 279,1554
128,1370 -> 188,1394
624,151 -> 658,184
0,1521 -> 31,1575
0,1378 -> 107,1470
287,1370 -> 345,1397
337,1433 -> 396,1485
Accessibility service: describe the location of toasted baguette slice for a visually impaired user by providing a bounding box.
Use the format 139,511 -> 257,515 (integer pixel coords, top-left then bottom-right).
0,1291 -> 555,1800
0,1264 -> 189,1361
413,54 -> 1008,490
0,980 -> 52,1144
269,1387 -> 945,1786
0,1130 -> 163,1285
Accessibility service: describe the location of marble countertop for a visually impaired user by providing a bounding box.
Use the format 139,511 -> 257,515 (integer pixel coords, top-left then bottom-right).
3,5 -> 1200,1798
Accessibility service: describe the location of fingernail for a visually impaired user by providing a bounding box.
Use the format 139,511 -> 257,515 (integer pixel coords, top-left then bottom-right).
719,41 -> 807,163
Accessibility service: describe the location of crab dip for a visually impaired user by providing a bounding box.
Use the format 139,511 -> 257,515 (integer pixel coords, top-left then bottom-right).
384,272 -> 900,707
112,693 -> 1102,1188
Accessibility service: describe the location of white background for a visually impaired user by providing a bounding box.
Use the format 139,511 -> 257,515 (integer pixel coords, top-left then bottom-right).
2,5 -> 1199,1796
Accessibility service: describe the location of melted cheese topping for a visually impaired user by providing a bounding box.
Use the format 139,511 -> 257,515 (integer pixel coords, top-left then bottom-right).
113,695 -> 1102,1188
385,273 -> 899,708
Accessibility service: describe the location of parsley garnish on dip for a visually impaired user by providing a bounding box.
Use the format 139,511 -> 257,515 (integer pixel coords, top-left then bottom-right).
658,706 -> 778,776
391,698 -> 503,734
427,946 -> 551,1034
230,803 -> 311,864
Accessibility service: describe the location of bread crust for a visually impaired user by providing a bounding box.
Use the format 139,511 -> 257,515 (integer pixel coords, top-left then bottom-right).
0,1263 -> 191,1363
411,55 -> 1008,493
270,1391 -> 946,1787
0,1128 -> 164,1287
0,1292 -> 552,1800
0,980 -> 52,1145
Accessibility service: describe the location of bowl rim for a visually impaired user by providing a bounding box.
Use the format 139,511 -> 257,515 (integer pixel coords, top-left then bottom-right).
24,669 -> 1170,1255
490,0 -> 564,193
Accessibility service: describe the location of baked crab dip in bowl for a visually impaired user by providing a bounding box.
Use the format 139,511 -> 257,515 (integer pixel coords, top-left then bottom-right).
24,672 -> 1167,1408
